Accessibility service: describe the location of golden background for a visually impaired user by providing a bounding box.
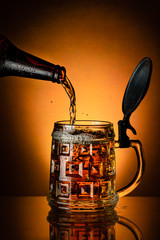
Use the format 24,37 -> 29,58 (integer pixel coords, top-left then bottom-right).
0,0 -> 159,196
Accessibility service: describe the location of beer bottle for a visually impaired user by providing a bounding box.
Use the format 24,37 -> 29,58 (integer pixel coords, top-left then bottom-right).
0,34 -> 66,82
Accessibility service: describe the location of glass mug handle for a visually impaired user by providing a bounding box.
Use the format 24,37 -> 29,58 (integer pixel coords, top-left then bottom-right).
115,140 -> 145,198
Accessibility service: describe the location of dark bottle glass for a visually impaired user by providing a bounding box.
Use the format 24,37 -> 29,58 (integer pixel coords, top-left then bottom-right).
0,34 -> 66,83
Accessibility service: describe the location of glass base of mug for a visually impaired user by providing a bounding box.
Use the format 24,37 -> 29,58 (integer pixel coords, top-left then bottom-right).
47,192 -> 119,213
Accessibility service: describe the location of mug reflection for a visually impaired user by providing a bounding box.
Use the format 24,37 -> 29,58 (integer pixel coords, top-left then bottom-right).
47,209 -> 143,240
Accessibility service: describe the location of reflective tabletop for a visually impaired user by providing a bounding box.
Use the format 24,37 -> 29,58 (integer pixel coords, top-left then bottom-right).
0,197 -> 159,239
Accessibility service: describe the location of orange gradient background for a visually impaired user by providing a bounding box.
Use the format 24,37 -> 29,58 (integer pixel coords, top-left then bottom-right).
0,0 -> 159,196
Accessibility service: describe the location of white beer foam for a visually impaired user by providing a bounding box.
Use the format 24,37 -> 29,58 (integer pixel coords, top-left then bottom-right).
53,130 -> 107,144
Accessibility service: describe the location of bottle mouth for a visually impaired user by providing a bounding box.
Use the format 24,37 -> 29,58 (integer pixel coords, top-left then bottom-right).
54,66 -> 66,83
59,66 -> 66,82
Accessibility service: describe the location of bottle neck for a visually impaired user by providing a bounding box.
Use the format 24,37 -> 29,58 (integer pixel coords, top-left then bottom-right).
0,34 -> 66,83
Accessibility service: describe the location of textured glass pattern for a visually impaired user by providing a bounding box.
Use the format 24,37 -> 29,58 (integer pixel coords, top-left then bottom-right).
48,121 -> 118,211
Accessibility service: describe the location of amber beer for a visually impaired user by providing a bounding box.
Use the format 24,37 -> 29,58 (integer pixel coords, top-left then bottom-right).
48,120 -> 119,212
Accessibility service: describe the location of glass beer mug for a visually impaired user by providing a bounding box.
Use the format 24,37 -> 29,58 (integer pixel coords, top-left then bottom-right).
47,120 -> 144,212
